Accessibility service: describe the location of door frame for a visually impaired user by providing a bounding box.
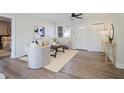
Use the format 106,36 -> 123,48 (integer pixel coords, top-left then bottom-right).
71,20 -> 87,50
0,14 -> 16,58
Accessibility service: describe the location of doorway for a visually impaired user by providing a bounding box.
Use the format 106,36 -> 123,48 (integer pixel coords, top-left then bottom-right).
0,16 -> 11,57
71,19 -> 87,50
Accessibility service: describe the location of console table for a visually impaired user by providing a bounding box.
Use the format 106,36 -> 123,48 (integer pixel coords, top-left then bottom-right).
103,42 -> 116,64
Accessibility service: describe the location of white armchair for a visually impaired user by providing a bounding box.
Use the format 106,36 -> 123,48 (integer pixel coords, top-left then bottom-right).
28,46 -> 50,69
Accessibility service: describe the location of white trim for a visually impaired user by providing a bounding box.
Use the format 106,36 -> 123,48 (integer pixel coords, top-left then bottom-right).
11,17 -> 16,58
115,63 -> 124,69
0,14 -> 16,58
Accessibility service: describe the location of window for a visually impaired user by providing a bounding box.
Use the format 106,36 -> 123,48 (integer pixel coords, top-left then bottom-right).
57,26 -> 63,38
57,25 -> 71,38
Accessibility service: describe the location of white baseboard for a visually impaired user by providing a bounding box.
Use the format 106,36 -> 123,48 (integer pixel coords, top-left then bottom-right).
115,63 -> 124,69
11,52 -> 26,58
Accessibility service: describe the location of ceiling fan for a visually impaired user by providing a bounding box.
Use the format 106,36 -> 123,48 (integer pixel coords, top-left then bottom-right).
70,13 -> 83,20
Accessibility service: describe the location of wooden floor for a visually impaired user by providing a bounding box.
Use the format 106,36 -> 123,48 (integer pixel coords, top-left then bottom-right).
1,51 -> 124,79
0,49 -> 10,58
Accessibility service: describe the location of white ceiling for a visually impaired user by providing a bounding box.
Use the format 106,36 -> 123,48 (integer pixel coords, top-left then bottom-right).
33,13 -> 108,23
33,13 -> 71,23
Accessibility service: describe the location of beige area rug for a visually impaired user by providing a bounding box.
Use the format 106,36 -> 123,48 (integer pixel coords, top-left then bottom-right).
0,49 -> 10,57
19,56 -> 28,61
19,50 -> 79,72
44,50 -> 78,72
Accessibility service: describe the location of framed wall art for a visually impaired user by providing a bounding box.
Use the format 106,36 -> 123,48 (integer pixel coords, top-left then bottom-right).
33,26 -> 45,39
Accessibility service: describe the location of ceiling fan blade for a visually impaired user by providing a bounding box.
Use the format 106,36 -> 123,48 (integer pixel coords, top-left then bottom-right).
75,13 -> 83,16
75,16 -> 83,19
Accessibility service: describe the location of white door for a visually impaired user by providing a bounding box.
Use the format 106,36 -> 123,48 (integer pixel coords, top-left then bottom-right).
72,20 -> 87,50
71,19 -> 102,51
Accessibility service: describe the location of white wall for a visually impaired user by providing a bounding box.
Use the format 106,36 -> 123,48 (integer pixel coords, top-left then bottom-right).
86,14 -> 108,51
54,14 -> 108,51
111,14 -> 124,69
0,13 -> 55,58
70,13 -> 108,51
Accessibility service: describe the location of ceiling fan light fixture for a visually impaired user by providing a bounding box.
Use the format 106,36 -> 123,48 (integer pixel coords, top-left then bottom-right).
70,13 -> 83,20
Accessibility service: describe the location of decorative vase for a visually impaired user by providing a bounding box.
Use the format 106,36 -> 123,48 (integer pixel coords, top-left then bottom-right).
109,38 -> 113,43
30,40 -> 39,48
